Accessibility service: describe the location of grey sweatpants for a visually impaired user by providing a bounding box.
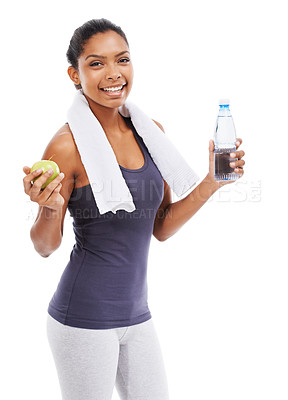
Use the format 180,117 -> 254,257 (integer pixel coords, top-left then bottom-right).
46,314 -> 170,400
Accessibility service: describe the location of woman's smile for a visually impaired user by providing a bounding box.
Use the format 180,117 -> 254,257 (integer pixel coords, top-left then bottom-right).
100,83 -> 127,97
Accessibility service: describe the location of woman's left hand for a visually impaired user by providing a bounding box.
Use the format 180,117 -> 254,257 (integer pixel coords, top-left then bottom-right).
207,138 -> 245,188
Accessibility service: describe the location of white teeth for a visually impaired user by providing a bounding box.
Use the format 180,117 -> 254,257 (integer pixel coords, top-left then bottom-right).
103,85 -> 123,92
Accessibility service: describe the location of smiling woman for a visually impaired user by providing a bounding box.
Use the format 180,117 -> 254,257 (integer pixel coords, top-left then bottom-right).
68,32 -> 133,115
22,16 -> 245,400
26,18 -> 170,400
66,20 -> 133,106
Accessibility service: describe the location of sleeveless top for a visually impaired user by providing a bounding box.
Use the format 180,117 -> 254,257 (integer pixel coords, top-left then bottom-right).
47,117 -> 164,329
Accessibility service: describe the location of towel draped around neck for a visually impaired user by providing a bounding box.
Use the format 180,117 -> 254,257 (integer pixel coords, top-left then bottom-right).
67,89 -> 199,214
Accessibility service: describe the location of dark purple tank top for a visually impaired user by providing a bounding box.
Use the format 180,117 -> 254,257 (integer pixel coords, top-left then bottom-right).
48,117 -> 164,329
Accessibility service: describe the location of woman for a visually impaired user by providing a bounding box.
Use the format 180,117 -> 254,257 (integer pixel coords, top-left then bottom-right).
23,18 -> 245,400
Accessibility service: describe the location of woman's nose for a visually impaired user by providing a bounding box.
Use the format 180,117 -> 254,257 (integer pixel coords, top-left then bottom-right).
105,65 -> 121,80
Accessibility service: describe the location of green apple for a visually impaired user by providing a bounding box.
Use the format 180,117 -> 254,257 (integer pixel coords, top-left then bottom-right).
30,156 -> 60,190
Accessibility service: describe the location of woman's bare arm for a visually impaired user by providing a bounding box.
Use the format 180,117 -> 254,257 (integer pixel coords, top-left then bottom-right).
152,122 -> 245,241
23,128 -> 77,257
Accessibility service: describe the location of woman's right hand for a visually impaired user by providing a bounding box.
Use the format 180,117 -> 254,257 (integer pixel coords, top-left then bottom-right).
23,166 -> 65,211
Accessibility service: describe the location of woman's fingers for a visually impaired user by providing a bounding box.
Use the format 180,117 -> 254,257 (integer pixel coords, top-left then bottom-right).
234,167 -> 244,177
23,167 -> 64,201
209,139 -> 215,152
230,150 -> 245,159
230,159 -> 245,168
29,170 -> 54,198
23,167 -> 44,194
23,165 -> 65,212
23,166 -> 31,174
38,173 -> 64,202
230,145 -> 245,173
235,138 -> 242,148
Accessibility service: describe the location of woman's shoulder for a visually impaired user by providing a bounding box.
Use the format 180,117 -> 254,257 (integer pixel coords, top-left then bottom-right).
45,123 -> 78,156
40,123 -> 82,187
50,123 -> 73,144
42,123 -> 78,170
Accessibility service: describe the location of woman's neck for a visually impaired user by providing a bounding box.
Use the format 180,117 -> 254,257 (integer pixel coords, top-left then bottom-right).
84,94 -> 127,137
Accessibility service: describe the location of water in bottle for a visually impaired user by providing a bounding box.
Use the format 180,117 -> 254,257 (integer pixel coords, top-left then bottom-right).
214,99 -> 238,181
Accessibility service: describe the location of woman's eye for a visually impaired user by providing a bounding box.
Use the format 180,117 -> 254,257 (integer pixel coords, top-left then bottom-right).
90,61 -> 102,67
119,58 -> 130,63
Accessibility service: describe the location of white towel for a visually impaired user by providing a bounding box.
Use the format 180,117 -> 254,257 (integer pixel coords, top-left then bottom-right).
67,89 -> 199,214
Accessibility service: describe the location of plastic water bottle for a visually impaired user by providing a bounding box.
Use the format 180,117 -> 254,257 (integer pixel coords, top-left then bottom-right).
214,99 -> 238,181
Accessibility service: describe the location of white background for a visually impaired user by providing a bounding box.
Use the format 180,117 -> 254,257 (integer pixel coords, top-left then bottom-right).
1,0 -> 287,399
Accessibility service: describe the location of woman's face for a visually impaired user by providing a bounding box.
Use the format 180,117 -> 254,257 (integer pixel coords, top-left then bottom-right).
70,30 -> 133,109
